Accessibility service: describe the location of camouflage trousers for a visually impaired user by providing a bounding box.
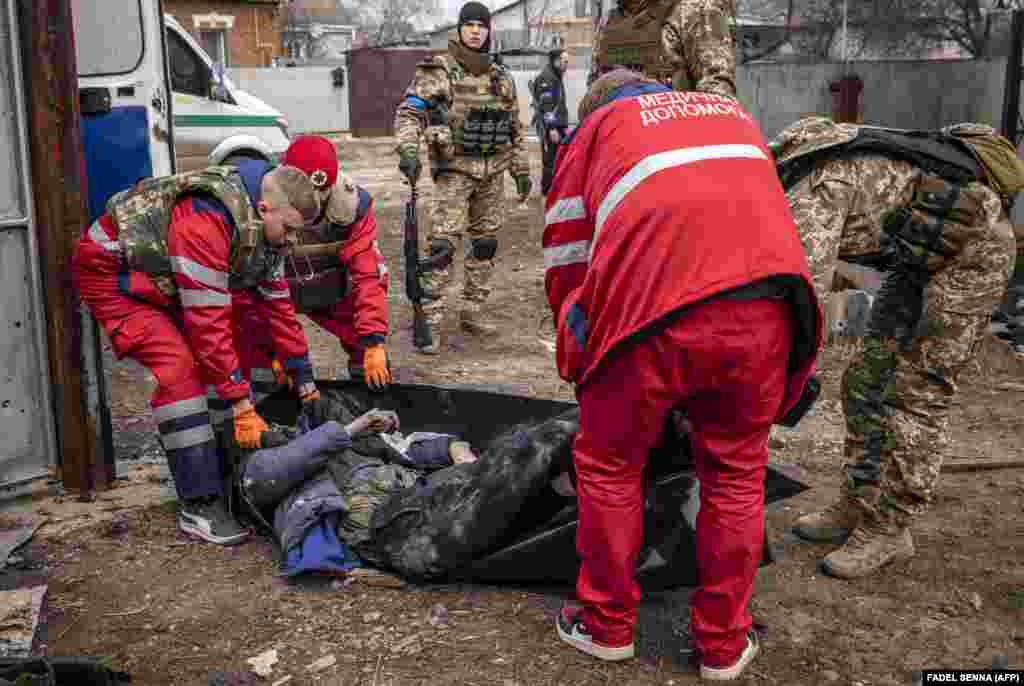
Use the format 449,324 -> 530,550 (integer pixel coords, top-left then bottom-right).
420,171 -> 505,329
841,220 -> 1016,529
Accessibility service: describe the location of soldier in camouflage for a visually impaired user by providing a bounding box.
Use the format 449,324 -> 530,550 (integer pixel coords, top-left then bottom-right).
393,1 -> 532,353
772,116 -> 1020,579
588,0 -> 736,98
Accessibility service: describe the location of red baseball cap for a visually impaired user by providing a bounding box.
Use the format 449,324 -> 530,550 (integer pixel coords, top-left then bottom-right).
282,135 -> 338,191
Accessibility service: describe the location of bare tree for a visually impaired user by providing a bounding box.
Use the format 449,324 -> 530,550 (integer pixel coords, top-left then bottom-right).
910,0 -> 1023,57
364,0 -> 419,45
773,0 -> 1023,61
739,0 -> 797,62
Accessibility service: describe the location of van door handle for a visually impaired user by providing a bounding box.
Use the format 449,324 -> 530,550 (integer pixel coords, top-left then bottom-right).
80,87 -> 111,116
152,123 -> 169,142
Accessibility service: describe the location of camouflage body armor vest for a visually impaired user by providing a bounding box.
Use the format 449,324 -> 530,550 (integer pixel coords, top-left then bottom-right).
593,0 -> 677,83
107,167 -> 279,295
446,62 -> 514,158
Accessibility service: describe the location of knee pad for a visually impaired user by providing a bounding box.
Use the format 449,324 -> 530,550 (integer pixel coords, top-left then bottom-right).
423,239 -> 455,271
468,237 -> 498,261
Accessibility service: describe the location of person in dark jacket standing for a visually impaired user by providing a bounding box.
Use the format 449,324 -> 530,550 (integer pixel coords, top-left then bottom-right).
532,49 -> 570,195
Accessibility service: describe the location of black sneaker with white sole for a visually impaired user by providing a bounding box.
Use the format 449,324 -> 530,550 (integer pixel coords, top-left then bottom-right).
556,604 -> 635,661
179,496 -> 251,545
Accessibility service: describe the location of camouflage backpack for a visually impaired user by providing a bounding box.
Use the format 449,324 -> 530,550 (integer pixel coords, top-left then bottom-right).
942,123 -> 1024,208
107,167 -> 265,294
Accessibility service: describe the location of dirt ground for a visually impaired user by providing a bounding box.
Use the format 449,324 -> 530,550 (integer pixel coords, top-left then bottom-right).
5,138 -> 1024,685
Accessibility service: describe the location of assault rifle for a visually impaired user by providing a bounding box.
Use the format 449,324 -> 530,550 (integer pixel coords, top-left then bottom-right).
403,184 -> 433,349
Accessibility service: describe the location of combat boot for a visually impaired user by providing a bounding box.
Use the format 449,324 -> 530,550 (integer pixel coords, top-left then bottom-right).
792,490 -> 862,544
415,341 -> 440,355
821,520 -> 915,579
415,319 -> 441,355
459,310 -> 498,337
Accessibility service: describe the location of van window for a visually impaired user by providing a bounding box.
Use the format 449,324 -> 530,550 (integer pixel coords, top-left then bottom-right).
167,29 -> 208,97
73,0 -> 144,76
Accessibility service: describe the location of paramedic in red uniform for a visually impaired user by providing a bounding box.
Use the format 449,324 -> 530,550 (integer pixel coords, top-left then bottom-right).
543,69 -> 822,681
73,162 -> 321,546
259,135 -> 392,392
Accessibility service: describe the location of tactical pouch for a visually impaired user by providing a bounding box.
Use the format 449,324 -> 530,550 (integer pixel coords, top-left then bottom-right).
457,109 -> 512,157
881,174 -> 986,272
287,265 -> 349,314
776,375 -> 820,428
913,174 -> 982,234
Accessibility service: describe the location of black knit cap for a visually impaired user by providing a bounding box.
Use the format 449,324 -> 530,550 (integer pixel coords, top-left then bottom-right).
458,2 -> 492,51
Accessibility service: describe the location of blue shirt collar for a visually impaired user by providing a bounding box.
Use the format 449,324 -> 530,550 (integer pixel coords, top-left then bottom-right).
597,82 -> 671,111
234,158 -> 272,206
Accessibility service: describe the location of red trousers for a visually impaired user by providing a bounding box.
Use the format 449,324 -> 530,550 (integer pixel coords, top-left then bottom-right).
574,298 -> 791,667
73,223 -> 223,500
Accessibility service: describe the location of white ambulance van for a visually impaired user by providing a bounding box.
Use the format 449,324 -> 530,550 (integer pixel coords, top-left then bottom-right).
164,14 -> 290,171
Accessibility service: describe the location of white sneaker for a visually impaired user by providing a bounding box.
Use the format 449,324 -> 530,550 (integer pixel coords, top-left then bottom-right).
178,496 -> 251,546
700,631 -> 760,681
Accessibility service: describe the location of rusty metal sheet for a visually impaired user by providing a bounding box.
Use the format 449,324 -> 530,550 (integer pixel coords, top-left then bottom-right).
347,48 -> 442,138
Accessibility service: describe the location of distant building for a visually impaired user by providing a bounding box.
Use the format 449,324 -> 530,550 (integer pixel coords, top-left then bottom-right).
282,19 -> 357,62
423,0 -> 791,66
424,0 -> 593,53
163,0 -> 286,67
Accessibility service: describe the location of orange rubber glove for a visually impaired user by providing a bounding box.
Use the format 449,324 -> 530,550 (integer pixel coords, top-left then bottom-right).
363,345 -> 391,389
271,359 -> 294,389
233,403 -> 270,449
299,386 -> 321,404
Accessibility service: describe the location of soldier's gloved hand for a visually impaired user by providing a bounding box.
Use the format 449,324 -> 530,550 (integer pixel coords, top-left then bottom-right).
514,174 -> 532,202
398,144 -> 421,184
232,399 -> 270,450
345,409 -> 400,438
363,345 -> 391,390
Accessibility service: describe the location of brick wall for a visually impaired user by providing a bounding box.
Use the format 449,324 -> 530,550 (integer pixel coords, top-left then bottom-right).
164,0 -> 283,67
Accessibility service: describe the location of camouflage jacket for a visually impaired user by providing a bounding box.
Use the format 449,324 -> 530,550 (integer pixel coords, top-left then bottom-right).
774,118 -> 1014,298
393,38 -> 529,180
590,0 -> 736,98
107,167 -> 278,294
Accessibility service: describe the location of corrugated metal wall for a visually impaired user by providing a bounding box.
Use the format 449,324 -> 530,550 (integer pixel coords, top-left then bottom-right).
0,0 -> 56,487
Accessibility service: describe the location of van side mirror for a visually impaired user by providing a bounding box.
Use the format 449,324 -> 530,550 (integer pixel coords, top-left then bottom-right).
211,81 -> 230,102
209,61 -> 230,101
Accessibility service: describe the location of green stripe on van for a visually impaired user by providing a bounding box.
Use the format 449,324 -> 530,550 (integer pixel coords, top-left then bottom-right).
174,114 -> 280,127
